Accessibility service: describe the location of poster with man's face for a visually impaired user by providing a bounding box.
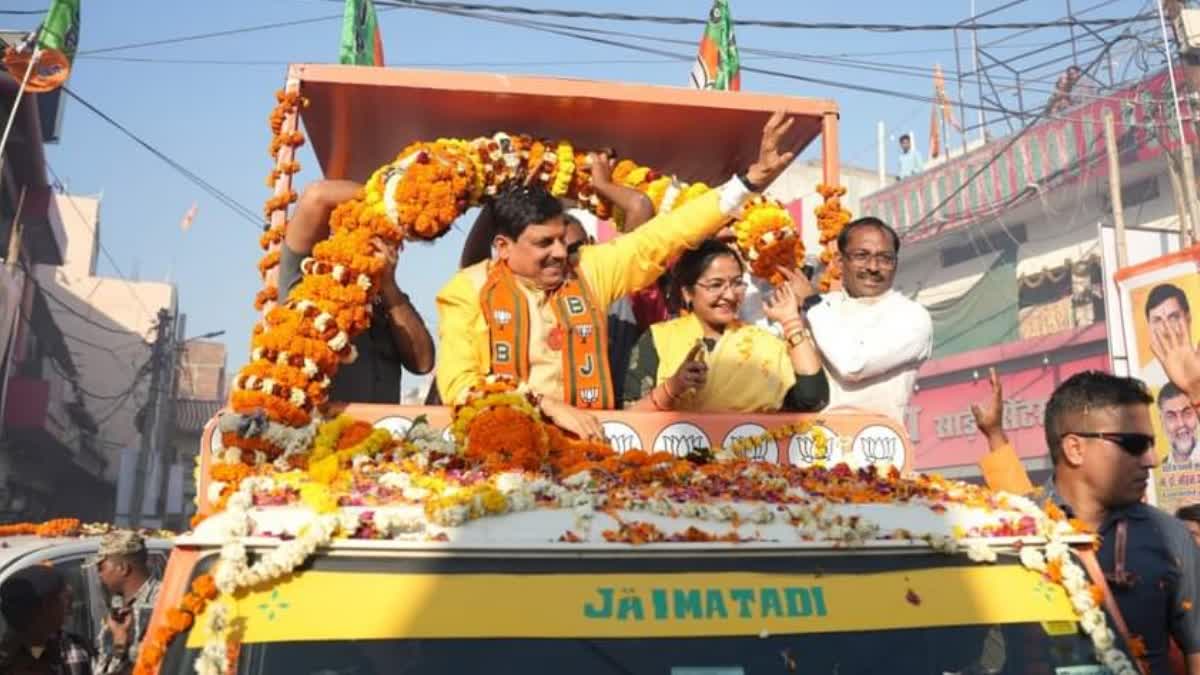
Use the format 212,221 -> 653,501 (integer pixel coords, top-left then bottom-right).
1120,256 -> 1200,512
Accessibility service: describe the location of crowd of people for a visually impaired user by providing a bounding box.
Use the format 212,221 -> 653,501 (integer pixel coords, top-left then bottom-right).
8,113 -> 1200,673
1,532 -> 160,675
277,113 -> 933,436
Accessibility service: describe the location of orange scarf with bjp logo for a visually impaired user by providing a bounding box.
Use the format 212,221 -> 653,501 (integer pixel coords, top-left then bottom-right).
479,261 -> 614,409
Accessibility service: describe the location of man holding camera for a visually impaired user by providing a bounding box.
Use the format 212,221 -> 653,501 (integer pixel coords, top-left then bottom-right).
88,532 -> 159,675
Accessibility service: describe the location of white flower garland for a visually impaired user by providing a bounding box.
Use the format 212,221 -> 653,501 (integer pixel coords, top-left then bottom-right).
193,599 -> 230,675
198,430 -> 1141,675
948,490 -> 1138,675
199,477 -> 340,674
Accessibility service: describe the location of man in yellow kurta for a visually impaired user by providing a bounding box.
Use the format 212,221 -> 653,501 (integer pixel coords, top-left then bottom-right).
435,113 -> 801,438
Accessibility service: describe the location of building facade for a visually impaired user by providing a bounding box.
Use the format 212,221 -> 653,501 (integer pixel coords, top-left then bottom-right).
35,192 -> 178,524
0,64 -> 112,520
860,68 -> 1190,481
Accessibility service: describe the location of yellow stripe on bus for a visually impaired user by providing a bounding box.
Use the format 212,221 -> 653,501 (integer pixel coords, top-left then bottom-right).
187,565 -> 1077,645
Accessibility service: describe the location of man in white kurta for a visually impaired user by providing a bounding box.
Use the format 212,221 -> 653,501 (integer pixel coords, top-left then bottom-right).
803,218 -> 932,425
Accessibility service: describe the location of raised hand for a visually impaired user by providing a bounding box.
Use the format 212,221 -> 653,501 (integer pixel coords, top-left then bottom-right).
1151,319 -> 1200,400
764,283 -> 801,324
776,265 -> 816,306
970,367 -> 1008,448
588,152 -> 615,188
745,111 -> 802,189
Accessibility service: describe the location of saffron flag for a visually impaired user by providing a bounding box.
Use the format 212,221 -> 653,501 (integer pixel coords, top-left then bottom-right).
340,0 -> 385,67
689,0 -> 740,91
1,0 -> 80,93
179,202 -> 198,232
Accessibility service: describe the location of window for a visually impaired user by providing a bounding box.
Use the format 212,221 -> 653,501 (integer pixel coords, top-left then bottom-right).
225,627 -> 1098,675
939,224 -> 1028,268
52,556 -> 95,640
1102,176 -> 1159,211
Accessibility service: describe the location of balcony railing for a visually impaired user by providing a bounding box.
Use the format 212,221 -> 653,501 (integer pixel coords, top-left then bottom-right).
862,69 -> 1195,241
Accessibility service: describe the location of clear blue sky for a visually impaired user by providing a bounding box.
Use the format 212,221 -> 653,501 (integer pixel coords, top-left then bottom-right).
8,0 -> 1156,374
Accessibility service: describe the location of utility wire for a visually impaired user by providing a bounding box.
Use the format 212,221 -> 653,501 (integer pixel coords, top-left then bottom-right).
29,273 -> 151,338
75,9 -> 394,56
60,87 -> 262,228
372,1 -> 1150,32
44,162 -> 157,322
415,5 -> 1141,134
900,36 -> 1128,239
467,10 -> 1162,114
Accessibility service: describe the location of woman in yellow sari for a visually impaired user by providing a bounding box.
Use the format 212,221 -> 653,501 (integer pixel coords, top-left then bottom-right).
623,240 -> 828,412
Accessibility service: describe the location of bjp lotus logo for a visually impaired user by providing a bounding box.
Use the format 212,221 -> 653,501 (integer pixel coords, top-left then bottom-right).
788,425 -> 840,467
653,422 -> 710,458
850,425 -> 906,470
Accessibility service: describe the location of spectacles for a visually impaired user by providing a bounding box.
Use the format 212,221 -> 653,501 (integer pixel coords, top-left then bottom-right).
843,250 -> 898,268
694,278 -> 749,294
1061,431 -> 1155,455
566,241 -> 584,257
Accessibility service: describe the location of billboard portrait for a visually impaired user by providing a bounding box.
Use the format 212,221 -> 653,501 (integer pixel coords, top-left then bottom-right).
1116,246 -> 1200,512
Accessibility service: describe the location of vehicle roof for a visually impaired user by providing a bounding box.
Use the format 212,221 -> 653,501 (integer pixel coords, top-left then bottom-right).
0,536 -> 174,576
173,532 -> 1094,555
292,65 -> 838,185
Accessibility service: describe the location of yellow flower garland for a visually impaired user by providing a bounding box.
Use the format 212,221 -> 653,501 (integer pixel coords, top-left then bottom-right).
733,198 -> 804,285
551,141 -> 575,197
724,420 -> 818,459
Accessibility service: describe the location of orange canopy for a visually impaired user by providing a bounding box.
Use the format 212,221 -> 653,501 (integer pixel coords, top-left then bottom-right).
291,64 -> 840,187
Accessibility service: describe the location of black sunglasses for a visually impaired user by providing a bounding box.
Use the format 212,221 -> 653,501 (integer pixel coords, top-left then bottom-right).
566,241 -> 584,257
1061,431 -> 1155,455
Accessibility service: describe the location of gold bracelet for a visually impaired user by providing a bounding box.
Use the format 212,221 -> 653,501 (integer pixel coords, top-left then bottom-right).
785,328 -> 812,349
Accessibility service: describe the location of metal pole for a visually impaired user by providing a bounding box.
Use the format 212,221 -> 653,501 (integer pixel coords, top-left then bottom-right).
877,121 -> 886,187
971,0 -> 987,141
1159,0 -> 1200,239
1104,110 -> 1129,268
153,312 -> 180,528
1168,151 -> 1194,246
0,47 -> 39,182
1159,0 -> 1192,147
1066,0 -> 1079,66
953,27 -> 968,155
129,308 -> 171,528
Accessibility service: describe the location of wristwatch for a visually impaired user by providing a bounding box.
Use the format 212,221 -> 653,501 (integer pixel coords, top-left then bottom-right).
786,328 -> 812,349
800,293 -> 822,314
736,171 -> 763,193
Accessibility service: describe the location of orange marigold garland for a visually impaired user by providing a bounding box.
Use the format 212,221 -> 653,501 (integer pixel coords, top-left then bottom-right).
256,89 -> 311,316
733,197 -> 805,285
230,131 -> 823,475
0,518 -> 81,538
131,574 -> 218,675
814,183 -> 852,292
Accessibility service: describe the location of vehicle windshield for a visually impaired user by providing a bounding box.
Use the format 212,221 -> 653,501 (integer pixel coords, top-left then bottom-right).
162,551 -> 1105,675
214,627 -> 1099,674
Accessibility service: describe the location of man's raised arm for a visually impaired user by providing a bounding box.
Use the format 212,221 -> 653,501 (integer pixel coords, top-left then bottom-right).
580,112 -> 802,306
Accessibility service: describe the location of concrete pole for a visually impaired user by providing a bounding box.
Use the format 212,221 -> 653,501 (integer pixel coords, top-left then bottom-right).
877,121 -> 887,188
1167,151 -> 1194,247
1104,111 -> 1129,268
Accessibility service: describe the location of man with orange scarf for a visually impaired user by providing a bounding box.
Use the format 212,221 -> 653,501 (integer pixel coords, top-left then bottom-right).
435,113 -> 801,439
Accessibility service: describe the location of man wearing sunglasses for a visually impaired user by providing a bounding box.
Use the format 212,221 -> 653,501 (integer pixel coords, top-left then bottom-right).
974,370 -> 1200,674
